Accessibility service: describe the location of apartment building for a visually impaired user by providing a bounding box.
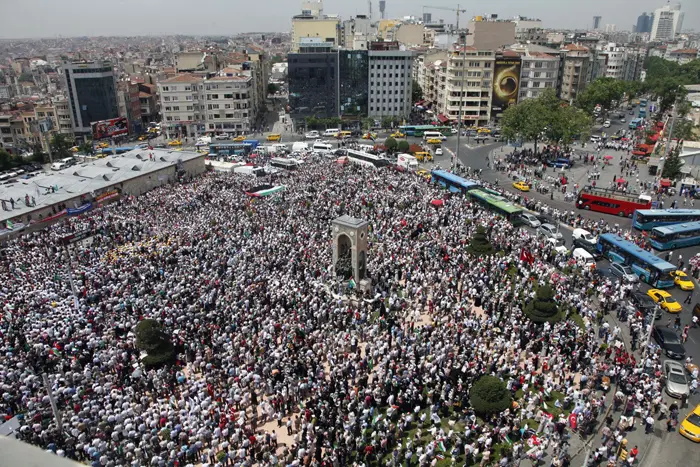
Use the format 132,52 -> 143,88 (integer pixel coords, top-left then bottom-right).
413,52 -> 448,109
598,43 -> 627,80
158,74 -> 204,138
435,46 -> 495,126
558,44 -> 591,103
368,45 -> 414,119
33,104 -> 58,152
138,83 -> 158,126
506,44 -> 560,101
117,80 -> 142,135
53,96 -> 74,139
0,114 -> 14,152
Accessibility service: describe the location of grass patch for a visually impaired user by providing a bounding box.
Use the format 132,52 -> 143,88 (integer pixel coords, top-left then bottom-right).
571,311 -> 586,330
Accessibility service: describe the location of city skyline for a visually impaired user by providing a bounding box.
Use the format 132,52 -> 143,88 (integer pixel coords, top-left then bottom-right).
0,0 -> 698,39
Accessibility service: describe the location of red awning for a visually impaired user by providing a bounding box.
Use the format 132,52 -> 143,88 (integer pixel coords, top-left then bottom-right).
660,179 -> 671,187
437,114 -> 449,123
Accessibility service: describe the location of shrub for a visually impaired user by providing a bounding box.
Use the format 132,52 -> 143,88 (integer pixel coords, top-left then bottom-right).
469,375 -> 512,415
397,140 -> 410,152
135,319 -> 175,369
467,226 -> 494,256
409,144 -> 423,154
384,137 -> 398,152
523,284 -> 562,323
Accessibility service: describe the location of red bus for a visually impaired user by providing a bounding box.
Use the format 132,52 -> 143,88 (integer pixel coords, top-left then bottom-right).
576,186 -> 652,217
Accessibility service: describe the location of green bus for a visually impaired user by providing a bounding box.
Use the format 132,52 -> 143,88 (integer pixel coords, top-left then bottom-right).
468,189 -> 523,224
399,125 -> 453,137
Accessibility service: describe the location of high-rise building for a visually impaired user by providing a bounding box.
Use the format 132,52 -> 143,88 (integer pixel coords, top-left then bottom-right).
592,16 -> 602,30
368,42 -> 413,119
423,13 -> 432,24
339,50 -> 369,120
650,3 -> 684,41
288,40 -> 338,122
61,61 -> 118,139
605,24 -> 616,33
635,12 -> 653,33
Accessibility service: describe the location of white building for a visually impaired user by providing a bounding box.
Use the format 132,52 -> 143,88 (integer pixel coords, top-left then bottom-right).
651,3 -> 684,41
158,74 -> 204,138
53,96 -> 74,138
368,50 -> 414,118
506,44 -> 560,101
597,43 -> 628,80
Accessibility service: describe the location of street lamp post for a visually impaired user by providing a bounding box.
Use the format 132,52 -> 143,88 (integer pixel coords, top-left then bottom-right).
453,30 -> 468,172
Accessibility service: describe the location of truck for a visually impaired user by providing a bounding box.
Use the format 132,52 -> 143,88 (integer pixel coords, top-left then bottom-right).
397,154 -> 418,170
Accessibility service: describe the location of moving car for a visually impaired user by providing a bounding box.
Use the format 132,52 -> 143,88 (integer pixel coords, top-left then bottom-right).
620,116 -> 626,123
415,169 -> 431,181
572,228 -> 597,246
233,135 -> 246,142
664,360 -> 690,398
652,325 -> 686,359
520,212 -> 541,228
572,238 -> 603,260
215,133 -> 230,140
305,131 -> 320,140
538,223 -> 563,241
168,140 -> 182,146
573,248 -> 596,268
390,131 -> 405,138
590,135 -> 601,143
266,134 -> 282,142
362,133 -> 378,140
603,120 -> 611,128
415,152 -> 433,162
609,263 -> 639,283
629,291 -> 660,319
513,181 -> 530,192
427,138 -> 442,145
679,404 -> 700,442
434,148 -> 443,156
671,270 -> 695,291
474,135 -> 489,142
647,288 -> 682,313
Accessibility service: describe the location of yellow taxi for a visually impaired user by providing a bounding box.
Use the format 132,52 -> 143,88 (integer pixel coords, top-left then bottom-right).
415,169 -> 431,181
415,152 -> 433,162
233,135 -> 246,142
680,403 -> 700,442
336,131 -> 352,139
266,134 -> 281,142
513,181 -> 530,192
138,135 -> 147,141
391,131 -> 406,138
671,270 -> 695,291
362,132 -> 377,140
477,127 -> 491,134
168,140 -> 182,146
70,146 -> 80,153
98,142 -> 109,149
427,138 -> 442,145
647,288 -> 682,313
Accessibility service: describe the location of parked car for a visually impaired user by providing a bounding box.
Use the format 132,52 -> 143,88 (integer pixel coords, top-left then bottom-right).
679,403 -> 700,442
603,120 -> 611,128
609,263 -> 639,283
629,291 -> 660,319
664,360 -> 690,398
520,212 -> 541,228
652,326 -> 686,359
538,223 -> 563,241
572,238 -> 602,260
572,228 -> 597,246
304,131 -> 320,140
647,288 -> 682,313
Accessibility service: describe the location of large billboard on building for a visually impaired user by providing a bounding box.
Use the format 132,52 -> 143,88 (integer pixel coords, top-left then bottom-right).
492,57 -> 521,113
91,117 -> 128,140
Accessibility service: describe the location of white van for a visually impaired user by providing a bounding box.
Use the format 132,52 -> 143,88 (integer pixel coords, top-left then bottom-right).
323,128 -> 340,137
397,154 -> 418,170
312,141 -> 334,154
423,131 -> 447,141
51,161 -> 68,171
292,142 -> 310,152
573,248 -> 596,268
572,228 -> 597,246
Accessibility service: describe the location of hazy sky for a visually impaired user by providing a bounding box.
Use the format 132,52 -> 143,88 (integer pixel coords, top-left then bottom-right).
0,0 -> 697,38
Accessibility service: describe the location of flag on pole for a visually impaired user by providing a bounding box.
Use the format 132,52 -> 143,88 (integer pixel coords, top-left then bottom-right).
348,278 -> 356,289
6,220 -> 14,230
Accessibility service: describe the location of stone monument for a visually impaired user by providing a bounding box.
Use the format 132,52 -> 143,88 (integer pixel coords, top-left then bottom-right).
331,215 -> 372,293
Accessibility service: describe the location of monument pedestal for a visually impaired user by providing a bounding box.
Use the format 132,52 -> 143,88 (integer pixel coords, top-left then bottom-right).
359,278 -> 373,294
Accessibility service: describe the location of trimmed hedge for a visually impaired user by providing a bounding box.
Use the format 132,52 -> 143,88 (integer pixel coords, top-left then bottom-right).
470,375 -> 512,415
135,319 -> 175,369
467,226 -> 494,256
524,284 -> 562,323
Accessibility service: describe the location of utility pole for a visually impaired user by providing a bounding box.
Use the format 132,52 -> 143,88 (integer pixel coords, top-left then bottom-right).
42,373 -> 63,433
453,30 -> 468,172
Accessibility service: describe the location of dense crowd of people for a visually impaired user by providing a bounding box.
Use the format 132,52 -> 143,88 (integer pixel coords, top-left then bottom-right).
0,159 -> 687,466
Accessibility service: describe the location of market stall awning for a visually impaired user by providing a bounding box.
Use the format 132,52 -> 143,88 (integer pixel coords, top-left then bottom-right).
660,178 -> 672,187
437,114 -> 449,123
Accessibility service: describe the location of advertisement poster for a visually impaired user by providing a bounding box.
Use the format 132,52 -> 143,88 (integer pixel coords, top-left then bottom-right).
66,202 -> 92,216
91,117 -> 129,140
492,57 -> 521,113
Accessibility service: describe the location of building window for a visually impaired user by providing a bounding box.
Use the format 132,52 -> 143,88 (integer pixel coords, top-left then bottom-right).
162,86 -> 169,91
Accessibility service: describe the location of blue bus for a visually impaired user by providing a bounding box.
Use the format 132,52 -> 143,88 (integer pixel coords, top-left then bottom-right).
431,170 -> 480,194
638,108 -> 647,118
398,125 -> 452,137
639,98 -> 648,108
597,234 -> 676,288
649,221 -> 700,251
629,118 -> 643,129
632,209 -> 700,231
209,141 -> 258,155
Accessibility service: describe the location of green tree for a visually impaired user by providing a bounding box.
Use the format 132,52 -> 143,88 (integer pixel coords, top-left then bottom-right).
412,80 -> 423,103
467,225 -> 494,256
500,89 -> 556,154
362,118 -> 374,131
672,118 -> 697,142
134,319 -> 175,369
469,375 -> 512,415
384,137 -> 398,152
661,148 -> 683,180
305,116 -> 320,130
381,116 -> 396,130
78,141 -> 95,155
397,140 -> 410,152
50,133 -> 73,159
524,284 -> 561,323
267,83 -> 280,95
547,104 -> 592,147
575,77 -> 628,114
0,149 -> 12,170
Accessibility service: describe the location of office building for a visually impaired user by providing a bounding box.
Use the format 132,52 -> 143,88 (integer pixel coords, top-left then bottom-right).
605,24 -> 616,33
506,44 -> 560,102
558,44 -> 591,103
340,15 -> 375,50
62,61 -> 118,139
291,2 -> 341,52
592,16 -> 602,30
650,3 -> 684,41
635,12 -> 653,33
368,42 -> 413,119
288,40 -> 338,121
339,50 -> 369,120
466,17 -> 515,49
423,13 -> 432,24
117,80 -> 142,135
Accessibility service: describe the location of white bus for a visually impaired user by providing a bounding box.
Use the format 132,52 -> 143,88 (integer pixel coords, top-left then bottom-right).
423,131 -> 447,141
346,149 -> 391,169
323,128 -> 340,137
269,158 -> 300,170
312,141 -> 334,153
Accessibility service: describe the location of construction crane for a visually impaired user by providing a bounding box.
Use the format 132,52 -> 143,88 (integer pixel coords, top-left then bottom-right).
422,5 -> 467,30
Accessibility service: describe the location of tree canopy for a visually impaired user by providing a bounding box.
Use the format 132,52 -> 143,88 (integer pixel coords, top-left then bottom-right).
661,148 -> 683,181
524,284 -> 562,323
642,57 -> 700,115
50,133 -> 74,159
501,89 -> 591,151
469,375 -> 512,415
384,137 -> 398,152
135,319 -> 175,368
467,225 -> 495,257
575,77 -> 634,114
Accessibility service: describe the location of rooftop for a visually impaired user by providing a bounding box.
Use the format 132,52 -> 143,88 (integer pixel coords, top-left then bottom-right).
0,149 -> 204,224
160,73 -> 203,83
